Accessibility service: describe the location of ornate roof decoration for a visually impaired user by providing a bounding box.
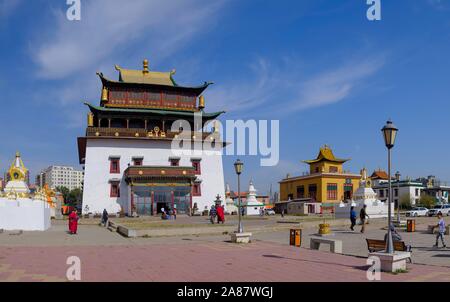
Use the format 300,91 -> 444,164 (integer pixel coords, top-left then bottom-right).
114,59 -> 178,86
303,145 -> 349,164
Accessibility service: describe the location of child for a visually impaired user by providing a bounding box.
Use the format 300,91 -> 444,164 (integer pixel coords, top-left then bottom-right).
433,212 -> 447,248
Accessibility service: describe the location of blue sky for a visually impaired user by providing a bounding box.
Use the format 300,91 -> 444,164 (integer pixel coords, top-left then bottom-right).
0,0 -> 449,194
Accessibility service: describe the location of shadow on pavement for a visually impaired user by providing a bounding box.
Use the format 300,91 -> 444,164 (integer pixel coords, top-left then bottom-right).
261,254 -> 370,271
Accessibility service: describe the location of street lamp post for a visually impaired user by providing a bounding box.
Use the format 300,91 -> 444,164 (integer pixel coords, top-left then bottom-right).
234,159 -> 244,233
382,120 -> 398,254
395,171 -> 401,224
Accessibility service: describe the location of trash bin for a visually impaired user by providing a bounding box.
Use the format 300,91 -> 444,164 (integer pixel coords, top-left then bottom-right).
290,229 -> 302,247
407,219 -> 415,232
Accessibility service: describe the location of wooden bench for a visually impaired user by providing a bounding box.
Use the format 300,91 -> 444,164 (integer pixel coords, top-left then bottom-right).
310,237 -> 342,254
366,239 -> 412,262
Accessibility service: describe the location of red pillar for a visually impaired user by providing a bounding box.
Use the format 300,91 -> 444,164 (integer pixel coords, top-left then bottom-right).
151,191 -> 155,216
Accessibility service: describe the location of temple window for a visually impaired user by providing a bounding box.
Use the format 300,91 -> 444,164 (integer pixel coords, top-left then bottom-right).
110,183 -> 120,198
109,157 -> 120,174
132,157 -> 143,166
329,166 -> 338,173
327,183 -> 338,200
192,183 -> 202,196
169,157 -> 180,167
191,159 -> 201,174
296,186 -> 305,199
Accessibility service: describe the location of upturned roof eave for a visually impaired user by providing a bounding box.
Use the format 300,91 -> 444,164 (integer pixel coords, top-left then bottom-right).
97,72 -> 213,94
84,102 -> 225,119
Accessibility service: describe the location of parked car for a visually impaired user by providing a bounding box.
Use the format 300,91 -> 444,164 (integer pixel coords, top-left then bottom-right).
428,204 -> 450,216
406,207 -> 429,217
265,209 -> 276,216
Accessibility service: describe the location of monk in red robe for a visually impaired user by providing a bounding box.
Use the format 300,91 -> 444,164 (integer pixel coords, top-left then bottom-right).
68,210 -> 79,235
216,205 -> 225,224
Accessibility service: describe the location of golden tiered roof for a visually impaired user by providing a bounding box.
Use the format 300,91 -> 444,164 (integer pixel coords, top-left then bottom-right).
114,59 -> 177,86
303,145 -> 349,164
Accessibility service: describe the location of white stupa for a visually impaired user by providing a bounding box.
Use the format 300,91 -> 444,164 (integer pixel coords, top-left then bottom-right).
335,168 -> 393,219
224,183 -> 238,215
244,181 -> 264,216
0,152 -> 51,231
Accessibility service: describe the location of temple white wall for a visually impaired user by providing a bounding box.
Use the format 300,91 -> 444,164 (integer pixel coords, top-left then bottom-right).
82,138 -> 225,215
0,199 -> 51,231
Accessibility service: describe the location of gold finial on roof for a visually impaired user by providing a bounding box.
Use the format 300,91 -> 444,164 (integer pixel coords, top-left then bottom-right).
143,59 -> 149,74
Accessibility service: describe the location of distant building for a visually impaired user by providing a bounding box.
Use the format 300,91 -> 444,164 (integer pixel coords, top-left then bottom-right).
279,145 -> 361,203
36,166 -> 84,191
372,178 -> 425,207
422,175 -> 450,203
369,169 -> 389,186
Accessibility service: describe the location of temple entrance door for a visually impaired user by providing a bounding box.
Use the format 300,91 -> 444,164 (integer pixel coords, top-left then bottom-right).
154,190 -> 172,213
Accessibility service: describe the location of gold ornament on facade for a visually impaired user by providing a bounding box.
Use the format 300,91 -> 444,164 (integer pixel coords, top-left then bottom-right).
135,133 -> 140,137
198,95 -> 205,110
87,113 -> 94,127
138,170 -> 143,175
95,132 -> 100,137
101,87 -> 109,102
115,132 -> 119,137
161,170 -> 166,175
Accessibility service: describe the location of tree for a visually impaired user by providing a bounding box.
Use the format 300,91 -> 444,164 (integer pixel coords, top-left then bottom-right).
55,186 -> 70,203
399,193 -> 412,210
419,194 -> 436,209
68,188 -> 83,208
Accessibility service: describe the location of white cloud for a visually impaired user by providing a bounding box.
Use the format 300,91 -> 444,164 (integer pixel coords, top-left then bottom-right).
207,56 -> 385,117
34,0 -> 224,79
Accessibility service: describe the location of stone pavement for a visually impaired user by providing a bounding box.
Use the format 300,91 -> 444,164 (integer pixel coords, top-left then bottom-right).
0,215 -> 449,282
1,240 -> 450,282
252,216 -> 450,268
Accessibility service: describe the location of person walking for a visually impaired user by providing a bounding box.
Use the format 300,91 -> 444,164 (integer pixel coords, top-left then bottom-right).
210,205 -> 217,224
101,209 -> 109,227
433,212 -> 447,248
68,209 -> 79,235
217,205 -> 225,224
173,207 -> 177,220
359,205 -> 369,233
350,206 -> 357,231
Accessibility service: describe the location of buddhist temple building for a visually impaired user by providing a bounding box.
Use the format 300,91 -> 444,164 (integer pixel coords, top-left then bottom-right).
77,59 -> 226,216
279,145 -> 360,203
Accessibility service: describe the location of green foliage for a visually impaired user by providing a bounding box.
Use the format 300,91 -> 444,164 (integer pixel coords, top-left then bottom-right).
55,186 -> 83,208
399,194 -> 412,210
68,188 -> 83,208
419,194 -> 436,209
55,186 -> 70,203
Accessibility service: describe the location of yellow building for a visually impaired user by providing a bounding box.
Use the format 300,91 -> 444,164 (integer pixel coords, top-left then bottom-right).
279,146 -> 361,203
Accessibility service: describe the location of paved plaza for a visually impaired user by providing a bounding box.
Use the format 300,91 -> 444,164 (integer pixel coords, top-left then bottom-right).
0,215 -> 449,282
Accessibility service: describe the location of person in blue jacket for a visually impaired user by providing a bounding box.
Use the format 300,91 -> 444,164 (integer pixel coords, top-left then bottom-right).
350,206 -> 357,231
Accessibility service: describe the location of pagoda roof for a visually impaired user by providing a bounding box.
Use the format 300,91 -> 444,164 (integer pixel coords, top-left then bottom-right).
370,170 -> 389,180
85,103 -> 225,119
302,145 -> 349,164
97,60 -> 213,95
